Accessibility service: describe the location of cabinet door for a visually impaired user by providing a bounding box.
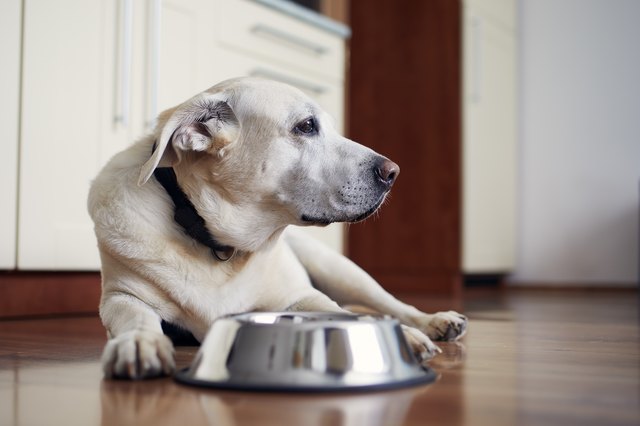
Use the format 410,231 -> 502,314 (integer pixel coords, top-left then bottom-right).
19,0 -> 129,269
0,0 -> 21,269
462,1 -> 517,272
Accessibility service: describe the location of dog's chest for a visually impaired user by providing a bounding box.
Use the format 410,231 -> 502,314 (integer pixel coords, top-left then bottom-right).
162,240 -> 310,324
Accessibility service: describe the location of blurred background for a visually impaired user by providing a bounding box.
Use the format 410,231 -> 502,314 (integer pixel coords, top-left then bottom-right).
0,0 -> 638,317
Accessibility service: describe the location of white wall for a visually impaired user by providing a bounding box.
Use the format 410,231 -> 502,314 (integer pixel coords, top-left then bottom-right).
513,0 -> 640,285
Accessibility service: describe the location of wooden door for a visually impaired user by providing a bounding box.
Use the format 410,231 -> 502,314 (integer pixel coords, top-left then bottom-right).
347,0 -> 462,295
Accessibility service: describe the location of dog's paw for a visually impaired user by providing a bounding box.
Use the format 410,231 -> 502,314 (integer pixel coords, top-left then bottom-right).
102,330 -> 176,379
401,325 -> 442,361
417,311 -> 468,341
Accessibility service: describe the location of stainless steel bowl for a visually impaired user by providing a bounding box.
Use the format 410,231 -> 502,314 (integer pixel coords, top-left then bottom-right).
175,312 -> 436,392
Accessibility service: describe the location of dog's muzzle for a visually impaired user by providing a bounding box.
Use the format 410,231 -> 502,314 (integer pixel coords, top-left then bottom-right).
301,157 -> 400,225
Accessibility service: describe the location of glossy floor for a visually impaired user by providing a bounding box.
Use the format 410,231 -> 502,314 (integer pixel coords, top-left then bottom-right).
0,289 -> 638,426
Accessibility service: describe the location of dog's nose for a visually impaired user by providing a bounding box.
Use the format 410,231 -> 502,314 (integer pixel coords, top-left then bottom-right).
375,158 -> 400,187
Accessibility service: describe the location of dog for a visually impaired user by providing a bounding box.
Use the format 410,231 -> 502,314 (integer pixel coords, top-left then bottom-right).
88,77 -> 467,379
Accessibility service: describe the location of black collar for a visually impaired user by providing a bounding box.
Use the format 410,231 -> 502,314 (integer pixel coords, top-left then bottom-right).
153,166 -> 236,262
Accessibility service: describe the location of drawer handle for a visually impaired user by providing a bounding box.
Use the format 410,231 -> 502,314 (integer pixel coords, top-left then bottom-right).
115,0 -> 133,127
250,68 -> 328,95
469,15 -> 483,104
250,24 -> 328,55
147,0 -> 162,130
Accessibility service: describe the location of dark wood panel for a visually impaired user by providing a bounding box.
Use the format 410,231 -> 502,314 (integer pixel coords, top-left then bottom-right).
347,0 -> 462,294
0,271 -> 101,318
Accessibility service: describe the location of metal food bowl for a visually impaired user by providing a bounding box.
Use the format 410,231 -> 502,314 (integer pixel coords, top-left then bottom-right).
175,312 -> 436,392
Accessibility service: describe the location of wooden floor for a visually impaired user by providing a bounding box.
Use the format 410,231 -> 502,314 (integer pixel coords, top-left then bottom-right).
0,288 -> 638,426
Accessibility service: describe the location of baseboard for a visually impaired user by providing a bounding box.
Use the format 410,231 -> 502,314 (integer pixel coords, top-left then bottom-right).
464,273 -> 506,288
0,271 -> 101,319
506,281 -> 638,290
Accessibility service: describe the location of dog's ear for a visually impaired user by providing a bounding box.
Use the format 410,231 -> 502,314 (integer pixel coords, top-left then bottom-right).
138,95 -> 240,185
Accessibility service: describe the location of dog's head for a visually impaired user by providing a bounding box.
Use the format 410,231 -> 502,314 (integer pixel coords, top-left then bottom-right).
139,78 -> 399,249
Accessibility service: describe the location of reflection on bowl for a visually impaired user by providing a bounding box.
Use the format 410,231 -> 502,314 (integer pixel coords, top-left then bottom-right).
176,312 -> 436,392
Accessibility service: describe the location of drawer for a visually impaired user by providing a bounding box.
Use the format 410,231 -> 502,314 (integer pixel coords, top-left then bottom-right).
211,46 -> 344,133
464,0 -> 516,32
212,0 -> 345,81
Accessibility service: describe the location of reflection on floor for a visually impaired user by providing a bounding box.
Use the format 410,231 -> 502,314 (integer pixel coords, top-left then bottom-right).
0,288 -> 638,426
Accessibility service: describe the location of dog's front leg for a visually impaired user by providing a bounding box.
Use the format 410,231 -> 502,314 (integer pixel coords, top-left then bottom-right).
100,293 -> 175,379
285,290 -> 345,313
285,229 -> 468,342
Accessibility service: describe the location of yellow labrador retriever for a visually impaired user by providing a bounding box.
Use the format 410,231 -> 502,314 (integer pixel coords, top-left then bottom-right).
88,77 -> 467,379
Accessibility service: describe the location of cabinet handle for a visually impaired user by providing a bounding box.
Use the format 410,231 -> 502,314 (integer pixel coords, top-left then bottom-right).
469,15 -> 483,104
250,68 -> 328,95
115,0 -> 133,127
250,24 -> 328,55
147,0 -> 162,130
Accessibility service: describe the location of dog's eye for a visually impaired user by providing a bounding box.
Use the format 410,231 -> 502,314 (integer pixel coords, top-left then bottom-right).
294,117 -> 318,135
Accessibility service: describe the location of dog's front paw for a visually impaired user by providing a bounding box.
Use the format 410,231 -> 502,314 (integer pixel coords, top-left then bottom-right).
102,330 -> 176,379
418,311 -> 468,341
401,325 -> 442,362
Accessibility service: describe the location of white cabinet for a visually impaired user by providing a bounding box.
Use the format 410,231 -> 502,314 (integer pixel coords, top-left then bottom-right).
0,0 -> 22,269
462,0 -> 517,273
13,0 -> 347,270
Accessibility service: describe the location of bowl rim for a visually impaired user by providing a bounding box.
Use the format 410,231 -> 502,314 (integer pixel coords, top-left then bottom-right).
218,311 -> 397,327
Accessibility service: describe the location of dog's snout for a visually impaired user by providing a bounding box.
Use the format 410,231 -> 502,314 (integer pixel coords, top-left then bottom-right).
375,159 -> 400,187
